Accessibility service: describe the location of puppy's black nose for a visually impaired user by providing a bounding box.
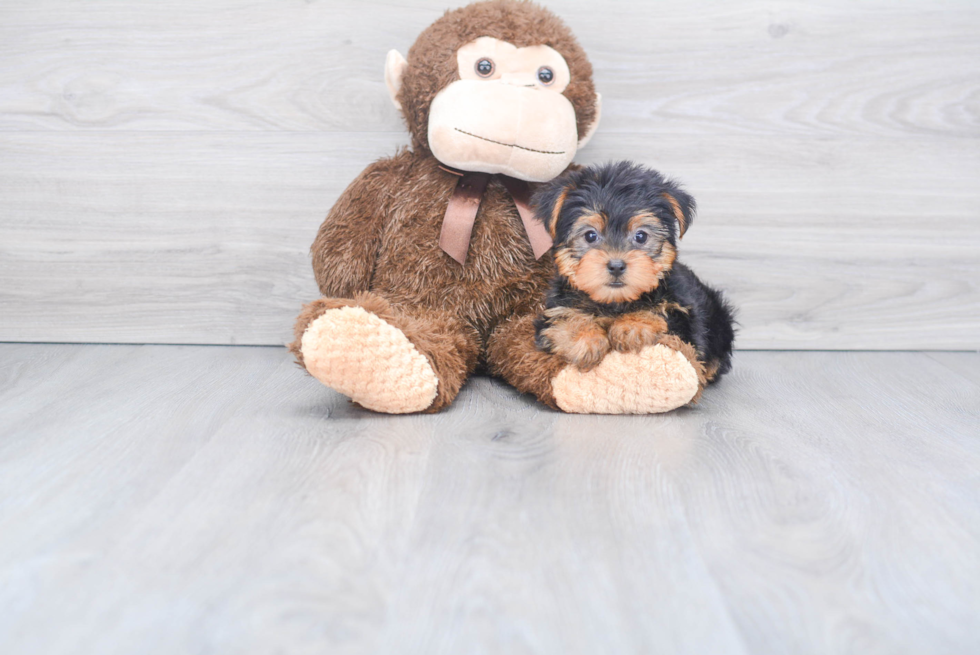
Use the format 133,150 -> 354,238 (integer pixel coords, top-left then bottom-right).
607,259 -> 626,276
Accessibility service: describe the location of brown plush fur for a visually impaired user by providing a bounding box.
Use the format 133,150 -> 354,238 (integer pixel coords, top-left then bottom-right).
485,311 -> 566,410
301,150 -> 558,345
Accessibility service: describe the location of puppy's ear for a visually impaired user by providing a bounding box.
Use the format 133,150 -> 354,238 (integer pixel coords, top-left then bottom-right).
532,176 -> 575,238
662,185 -> 696,239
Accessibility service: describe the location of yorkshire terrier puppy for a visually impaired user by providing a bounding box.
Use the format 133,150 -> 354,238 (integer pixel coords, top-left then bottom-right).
532,161 -> 735,385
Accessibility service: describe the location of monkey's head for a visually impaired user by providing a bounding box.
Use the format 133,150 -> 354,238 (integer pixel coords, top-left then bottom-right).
384,0 -> 601,182
533,161 -> 696,304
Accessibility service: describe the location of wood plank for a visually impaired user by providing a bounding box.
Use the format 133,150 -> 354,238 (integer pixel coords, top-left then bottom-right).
673,351 -> 980,653
1,131 -> 977,348
0,1 -> 977,139
1,345 -> 978,653
926,351 -> 980,387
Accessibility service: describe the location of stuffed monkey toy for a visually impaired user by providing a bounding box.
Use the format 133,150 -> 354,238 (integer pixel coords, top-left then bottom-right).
289,0 -> 704,414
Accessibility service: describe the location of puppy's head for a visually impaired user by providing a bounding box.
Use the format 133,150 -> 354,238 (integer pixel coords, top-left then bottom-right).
534,161 -> 695,303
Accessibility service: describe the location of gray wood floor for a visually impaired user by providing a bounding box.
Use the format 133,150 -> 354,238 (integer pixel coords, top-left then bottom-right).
1,344 -> 978,654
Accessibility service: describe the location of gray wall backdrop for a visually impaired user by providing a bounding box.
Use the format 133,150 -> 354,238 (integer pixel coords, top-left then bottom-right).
1,0 -> 977,349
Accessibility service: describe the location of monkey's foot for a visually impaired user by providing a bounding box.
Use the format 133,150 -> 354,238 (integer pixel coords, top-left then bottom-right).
300,306 -> 438,414
551,343 -> 701,414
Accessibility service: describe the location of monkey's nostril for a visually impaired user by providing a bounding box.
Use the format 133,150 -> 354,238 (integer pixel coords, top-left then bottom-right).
607,259 -> 627,276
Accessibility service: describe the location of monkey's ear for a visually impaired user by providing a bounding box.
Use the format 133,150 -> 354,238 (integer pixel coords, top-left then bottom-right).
577,93 -> 602,149
532,179 -> 574,238
385,50 -> 408,111
662,186 -> 696,239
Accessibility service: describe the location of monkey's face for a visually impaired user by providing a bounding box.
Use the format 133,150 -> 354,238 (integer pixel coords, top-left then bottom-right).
384,3 -> 601,180
426,37 -> 582,182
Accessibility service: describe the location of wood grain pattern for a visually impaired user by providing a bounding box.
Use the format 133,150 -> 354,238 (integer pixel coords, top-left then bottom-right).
0,1 -> 976,138
1,344 -> 978,654
1,131 -> 976,347
0,1 -> 978,348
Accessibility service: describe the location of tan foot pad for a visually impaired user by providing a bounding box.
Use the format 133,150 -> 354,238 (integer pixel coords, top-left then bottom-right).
300,306 -> 438,414
552,343 -> 700,414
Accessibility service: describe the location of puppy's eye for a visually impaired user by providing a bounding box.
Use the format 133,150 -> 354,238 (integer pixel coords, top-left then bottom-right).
537,66 -> 554,85
475,58 -> 495,77
634,230 -> 648,244
584,229 -> 599,243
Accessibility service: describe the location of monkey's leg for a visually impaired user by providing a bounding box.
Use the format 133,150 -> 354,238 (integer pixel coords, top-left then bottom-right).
289,293 -> 480,413
488,311 -> 705,414
487,312 -> 568,410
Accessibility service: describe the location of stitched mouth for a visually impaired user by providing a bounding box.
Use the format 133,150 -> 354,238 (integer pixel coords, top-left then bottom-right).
607,280 -> 625,287
454,128 -> 566,155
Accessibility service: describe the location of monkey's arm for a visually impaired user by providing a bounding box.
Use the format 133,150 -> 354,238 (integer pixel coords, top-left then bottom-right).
311,156 -> 404,298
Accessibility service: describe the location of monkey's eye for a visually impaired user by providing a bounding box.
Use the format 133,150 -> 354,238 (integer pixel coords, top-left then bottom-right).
475,58 -> 495,77
584,229 -> 599,244
537,66 -> 555,85
633,230 -> 649,244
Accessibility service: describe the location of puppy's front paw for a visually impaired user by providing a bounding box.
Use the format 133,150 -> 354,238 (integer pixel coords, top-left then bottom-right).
608,312 -> 669,353
538,308 -> 611,372
559,328 -> 610,371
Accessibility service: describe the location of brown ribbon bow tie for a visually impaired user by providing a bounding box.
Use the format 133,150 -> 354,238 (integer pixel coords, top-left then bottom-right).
438,167 -> 554,265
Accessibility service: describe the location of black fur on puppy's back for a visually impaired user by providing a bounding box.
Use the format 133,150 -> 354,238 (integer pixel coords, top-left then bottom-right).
660,263 -> 736,377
